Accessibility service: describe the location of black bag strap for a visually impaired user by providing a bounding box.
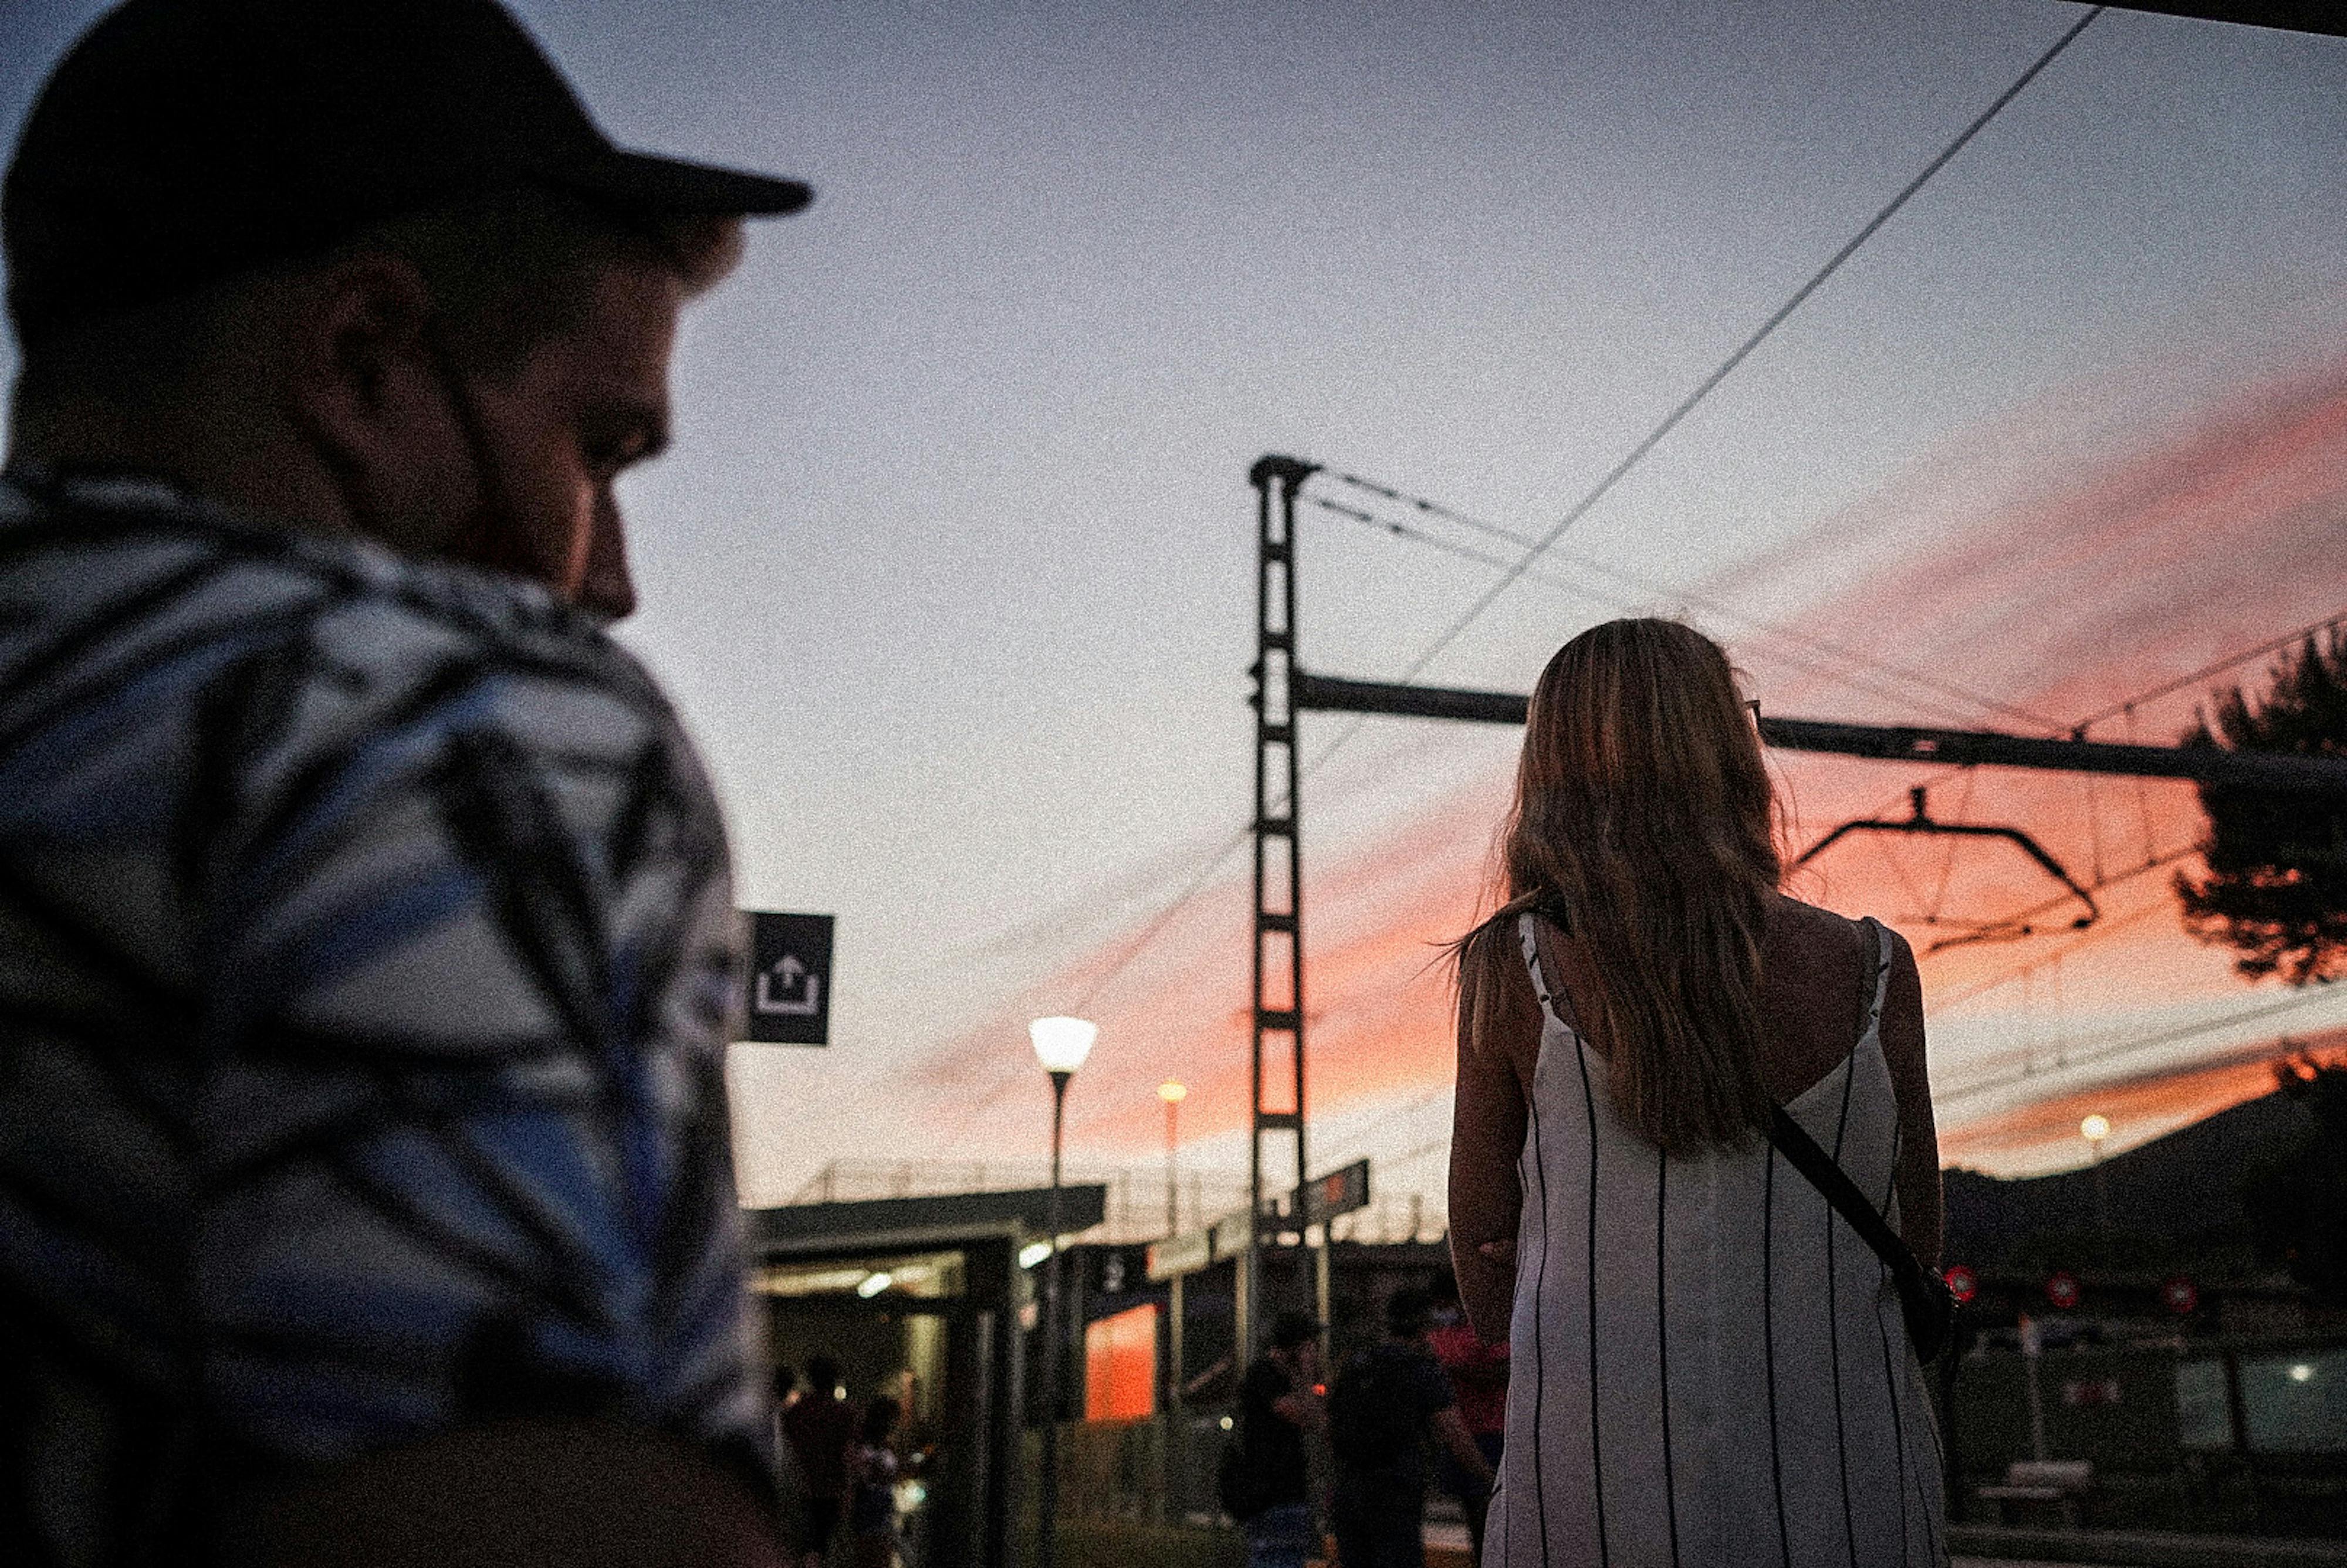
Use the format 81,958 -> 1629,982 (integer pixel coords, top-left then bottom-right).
1765,917 -> 1935,1311
1764,1104 -> 1928,1297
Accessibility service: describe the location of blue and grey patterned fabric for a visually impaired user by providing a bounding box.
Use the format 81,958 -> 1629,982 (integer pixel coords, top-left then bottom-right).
0,469 -> 766,1566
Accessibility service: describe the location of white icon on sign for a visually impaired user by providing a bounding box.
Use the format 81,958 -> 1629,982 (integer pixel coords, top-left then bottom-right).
756,955 -> 821,1016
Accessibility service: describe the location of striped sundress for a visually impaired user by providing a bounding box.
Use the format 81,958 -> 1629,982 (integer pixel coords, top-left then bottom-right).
1484,913 -> 1947,1568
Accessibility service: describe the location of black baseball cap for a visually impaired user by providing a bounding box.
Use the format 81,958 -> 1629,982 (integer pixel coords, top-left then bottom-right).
4,0 -> 812,328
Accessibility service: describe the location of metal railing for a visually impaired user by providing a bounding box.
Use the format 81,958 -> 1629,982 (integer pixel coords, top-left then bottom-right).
787,1159 -> 1448,1246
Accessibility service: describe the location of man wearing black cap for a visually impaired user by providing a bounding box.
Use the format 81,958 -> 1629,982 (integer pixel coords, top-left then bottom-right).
1,3 -> 809,1564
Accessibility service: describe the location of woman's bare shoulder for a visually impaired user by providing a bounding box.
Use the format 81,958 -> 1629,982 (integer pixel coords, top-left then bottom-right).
1771,895 -> 1920,982
1764,891 -> 1871,958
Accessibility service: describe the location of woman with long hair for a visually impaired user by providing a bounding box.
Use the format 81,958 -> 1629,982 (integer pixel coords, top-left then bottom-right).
1449,619 -> 1945,1567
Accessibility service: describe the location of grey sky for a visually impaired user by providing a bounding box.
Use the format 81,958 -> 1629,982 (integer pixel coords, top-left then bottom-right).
7,2 -> 2346,1199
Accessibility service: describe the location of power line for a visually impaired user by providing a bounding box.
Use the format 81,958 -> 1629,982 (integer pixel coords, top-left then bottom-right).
1930,883 -> 2183,1009
925,825 -> 1259,1158
1935,980 -> 2342,1108
2069,608 -> 2347,733
1071,822 -> 1252,1014
1312,490 -> 2336,1028
1901,610 -> 2347,987
1360,6 -> 2105,697
1315,485 -> 2064,730
1312,496 -> 2025,728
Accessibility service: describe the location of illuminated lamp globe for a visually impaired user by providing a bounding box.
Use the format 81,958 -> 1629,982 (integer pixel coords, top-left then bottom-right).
1159,1080 -> 1188,1105
2080,1114 -> 2111,1143
1030,1016 -> 1098,1075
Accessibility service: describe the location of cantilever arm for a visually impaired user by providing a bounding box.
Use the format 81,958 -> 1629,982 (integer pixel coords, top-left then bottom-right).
1794,787 -> 2099,946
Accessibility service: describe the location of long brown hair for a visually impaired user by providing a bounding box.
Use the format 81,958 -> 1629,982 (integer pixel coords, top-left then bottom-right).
1459,618 -> 1780,1153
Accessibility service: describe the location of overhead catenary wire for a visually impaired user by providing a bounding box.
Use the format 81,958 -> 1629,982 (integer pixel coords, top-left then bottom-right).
925,812 -> 1273,1157
1932,879 -> 2187,1010
2069,608 -> 2347,734
1315,497 -> 2045,731
1808,605 -> 2347,966
1919,608 -> 2347,1004
1311,488 -> 2062,731
1348,6 -> 2106,707
1933,979 -> 2342,1108
1925,767 -> 1983,923
1070,822 -> 1253,1015
1817,608 -> 2347,1097
962,606 -> 2312,1167
925,824 -> 1257,1157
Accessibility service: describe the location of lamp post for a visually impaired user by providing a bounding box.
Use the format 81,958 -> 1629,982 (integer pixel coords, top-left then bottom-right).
2081,1113 -> 2112,1255
1029,1015 -> 1095,1568
1159,1081 -> 1187,1237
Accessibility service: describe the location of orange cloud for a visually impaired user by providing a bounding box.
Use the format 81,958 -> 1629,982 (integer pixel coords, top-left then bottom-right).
1938,1026 -> 2347,1176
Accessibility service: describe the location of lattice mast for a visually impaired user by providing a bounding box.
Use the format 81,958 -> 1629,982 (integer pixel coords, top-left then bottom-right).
1244,455 -> 1318,1359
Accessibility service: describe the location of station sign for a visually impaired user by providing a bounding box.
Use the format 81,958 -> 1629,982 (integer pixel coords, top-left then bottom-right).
1291,1159 -> 1371,1228
742,911 -> 834,1045
1148,1160 -> 1377,1282
1089,1245 -> 1151,1296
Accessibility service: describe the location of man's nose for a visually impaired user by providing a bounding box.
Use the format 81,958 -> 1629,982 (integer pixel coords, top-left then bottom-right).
578,493 -> 637,622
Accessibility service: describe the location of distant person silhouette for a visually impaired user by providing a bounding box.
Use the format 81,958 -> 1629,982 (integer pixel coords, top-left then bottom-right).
1425,1271 -> 1506,1562
1448,619 -> 1946,1566
773,1364 -> 810,1552
846,1396 -> 902,1568
1326,1288 -> 1491,1568
1229,1309 -> 1326,1568
784,1354 -> 858,1566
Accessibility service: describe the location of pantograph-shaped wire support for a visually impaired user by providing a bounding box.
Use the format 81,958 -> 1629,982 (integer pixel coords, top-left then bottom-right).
1794,785 -> 2100,951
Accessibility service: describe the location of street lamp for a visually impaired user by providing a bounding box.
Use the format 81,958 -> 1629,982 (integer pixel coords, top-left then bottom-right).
2081,1113 -> 2112,1254
1029,1015 -> 1095,1568
1159,1080 -> 1188,1237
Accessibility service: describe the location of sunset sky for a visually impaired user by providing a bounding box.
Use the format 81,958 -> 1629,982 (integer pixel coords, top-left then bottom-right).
6,1 -> 2345,1211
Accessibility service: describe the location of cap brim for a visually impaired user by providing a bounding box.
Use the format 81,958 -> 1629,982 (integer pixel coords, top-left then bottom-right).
560,144 -> 811,218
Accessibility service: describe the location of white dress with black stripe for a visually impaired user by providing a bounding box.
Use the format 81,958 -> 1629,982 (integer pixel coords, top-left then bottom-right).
1484,913 -> 1947,1568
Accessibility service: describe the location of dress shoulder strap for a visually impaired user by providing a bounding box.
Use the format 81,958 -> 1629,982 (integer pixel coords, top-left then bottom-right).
1516,910 -> 1567,1030
1858,915 -> 1893,1041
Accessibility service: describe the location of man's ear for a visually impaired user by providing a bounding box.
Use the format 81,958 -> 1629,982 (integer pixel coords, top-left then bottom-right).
279,253 -> 470,551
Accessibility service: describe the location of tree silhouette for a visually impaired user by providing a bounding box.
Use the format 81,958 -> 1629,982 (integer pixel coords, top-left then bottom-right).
2238,1054 -> 2347,1306
2175,629 -> 2347,983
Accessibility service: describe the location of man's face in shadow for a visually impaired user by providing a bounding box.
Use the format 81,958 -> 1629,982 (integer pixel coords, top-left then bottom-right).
440,261 -> 682,623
